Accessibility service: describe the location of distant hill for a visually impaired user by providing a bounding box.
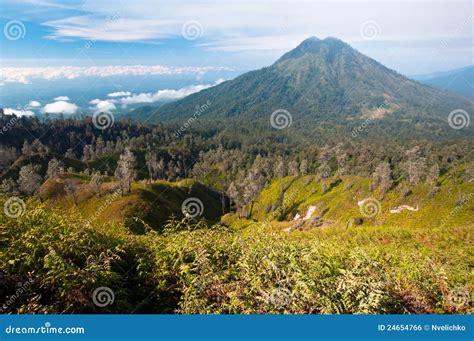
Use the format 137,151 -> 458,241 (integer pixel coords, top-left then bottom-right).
249,174 -> 474,230
412,65 -> 474,98
143,37 -> 473,135
41,177 -> 228,233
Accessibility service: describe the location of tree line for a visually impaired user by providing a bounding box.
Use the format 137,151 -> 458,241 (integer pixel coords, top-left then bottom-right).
1,113 -> 473,209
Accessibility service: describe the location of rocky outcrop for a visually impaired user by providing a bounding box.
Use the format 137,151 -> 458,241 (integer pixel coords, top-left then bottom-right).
389,205 -> 419,214
286,205 -> 324,232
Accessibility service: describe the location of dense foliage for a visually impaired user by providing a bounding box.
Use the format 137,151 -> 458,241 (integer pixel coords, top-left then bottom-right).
1,37 -> 473,314
0,195 -> 471,314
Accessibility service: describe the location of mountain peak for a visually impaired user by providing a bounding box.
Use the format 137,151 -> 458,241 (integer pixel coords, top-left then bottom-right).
322,36 -> 346,44
277,36 -> 349,62
297,36 -> 346,49
151,37 -> 473,130
300,36 -> 321,44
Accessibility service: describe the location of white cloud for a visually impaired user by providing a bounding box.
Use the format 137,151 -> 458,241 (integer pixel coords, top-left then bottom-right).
54,96 -> 70,101
28,100 -> 41,108
3,108 -> 34,117
44,15 -> 178,42
1,0 -> 471,76
120,79 -> 224,107
0,65 -> 234,84
89,99 -> 116,113
42,101 -> 78,114
108,91 -> 131,97
36,1 -> 472,51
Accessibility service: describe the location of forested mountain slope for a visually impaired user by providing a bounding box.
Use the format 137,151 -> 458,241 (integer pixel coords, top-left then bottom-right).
146,37 -> 473,137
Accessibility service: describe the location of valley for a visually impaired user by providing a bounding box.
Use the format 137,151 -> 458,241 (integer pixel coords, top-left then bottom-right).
0,36 -> 472,315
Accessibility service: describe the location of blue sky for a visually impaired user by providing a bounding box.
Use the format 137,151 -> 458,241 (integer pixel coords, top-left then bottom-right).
0,0 -> 472,115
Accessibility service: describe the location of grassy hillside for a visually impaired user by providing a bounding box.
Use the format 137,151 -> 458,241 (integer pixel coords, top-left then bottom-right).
0,192 -> 471,314
250,175 -> 474,230
1,173 -> 471,314
41,177 -> 228,233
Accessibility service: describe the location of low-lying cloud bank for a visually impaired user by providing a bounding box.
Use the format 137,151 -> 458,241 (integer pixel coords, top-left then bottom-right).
28,101 -> 41,108
42,100 -> 78,114
4,79 -> 224,116
54,96 -> 70,101
108,91 -> 132,98
90,99 -> 117,114
3,108 -> 35,117
0,66 -> 234,84
118,79 -> 224,107
88,79 -> 224,114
